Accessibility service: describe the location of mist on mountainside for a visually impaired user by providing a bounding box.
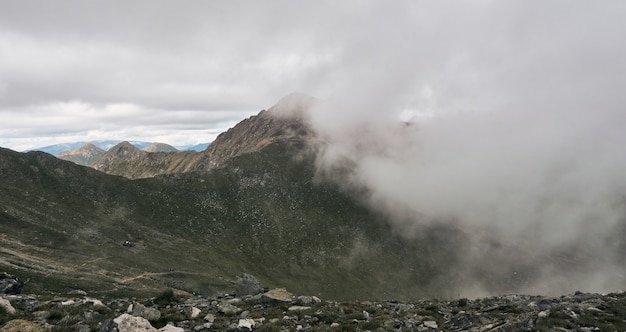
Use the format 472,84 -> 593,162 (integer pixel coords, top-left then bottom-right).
274,2 -> 626,298
292,67 -> 626,298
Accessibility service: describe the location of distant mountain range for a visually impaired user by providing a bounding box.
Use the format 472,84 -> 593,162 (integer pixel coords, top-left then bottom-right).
27,140 -> 211,155
1,93 -> 622,302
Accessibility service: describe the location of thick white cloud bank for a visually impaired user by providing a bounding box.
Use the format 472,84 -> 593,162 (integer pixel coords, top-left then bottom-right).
297,1 -> 626,296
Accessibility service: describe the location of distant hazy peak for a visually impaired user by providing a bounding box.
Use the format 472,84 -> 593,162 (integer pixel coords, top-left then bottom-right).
99,141 -> 146,161
56,143 -> 106,166
57,143 -> 104,156
110,141 -> 140,151
142,142 -> 178,152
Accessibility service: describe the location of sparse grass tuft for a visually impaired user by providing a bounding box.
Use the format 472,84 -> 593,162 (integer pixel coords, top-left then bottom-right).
154,288 -> 177,305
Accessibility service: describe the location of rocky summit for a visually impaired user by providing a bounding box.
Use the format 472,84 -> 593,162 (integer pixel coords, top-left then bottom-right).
1,275 -> 625,331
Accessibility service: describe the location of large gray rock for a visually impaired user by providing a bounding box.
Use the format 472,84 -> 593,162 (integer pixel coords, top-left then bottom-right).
262,288 -> 294,302
0,273 -> 23,294
111,313 -> 157,332
234,273 -> 263,296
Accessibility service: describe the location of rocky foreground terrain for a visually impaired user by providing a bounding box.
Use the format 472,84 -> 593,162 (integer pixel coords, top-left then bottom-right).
1,273 -> 626,332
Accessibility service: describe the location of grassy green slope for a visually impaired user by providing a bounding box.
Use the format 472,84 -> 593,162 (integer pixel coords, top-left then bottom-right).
0,144 -> 461,300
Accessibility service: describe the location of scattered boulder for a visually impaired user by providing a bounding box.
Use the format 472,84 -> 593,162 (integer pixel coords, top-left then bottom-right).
1,289 -> 625,331
234,273 -> 264,296
107,313 -> 156,332
185,306 -> 201,319
423,320 -> 438,329
237,318 -> 255,330
288,305 -> 311,312
203,313 -> 215,323
297,295 -> 321,305
218,301 -> 241,315
128,302 -> 161,321
262,288 -> 294,302
0,273 -> 23,295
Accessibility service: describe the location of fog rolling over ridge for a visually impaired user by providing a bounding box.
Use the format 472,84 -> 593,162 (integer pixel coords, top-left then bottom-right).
307,100 -> 626,297
290,2 -> 626,297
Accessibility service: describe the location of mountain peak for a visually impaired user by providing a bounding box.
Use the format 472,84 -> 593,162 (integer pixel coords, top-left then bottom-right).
107,141 -> 143,155
267,92 -> 318,119
56,143 -> 106,166
188,95 -> 316,170
91,141 -> 148,174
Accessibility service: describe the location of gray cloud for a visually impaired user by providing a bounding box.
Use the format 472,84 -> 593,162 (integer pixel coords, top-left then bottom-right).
300,1 -> 626,296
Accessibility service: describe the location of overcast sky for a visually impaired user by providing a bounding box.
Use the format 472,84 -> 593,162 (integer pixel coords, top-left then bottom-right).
1,1 -> 625,151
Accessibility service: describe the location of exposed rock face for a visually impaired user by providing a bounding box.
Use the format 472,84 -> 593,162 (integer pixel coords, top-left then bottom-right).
188,94 -> 316,171
0,273 -> 23,295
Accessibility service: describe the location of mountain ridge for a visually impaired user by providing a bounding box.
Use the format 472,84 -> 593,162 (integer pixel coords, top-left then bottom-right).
87,94 -> 318,179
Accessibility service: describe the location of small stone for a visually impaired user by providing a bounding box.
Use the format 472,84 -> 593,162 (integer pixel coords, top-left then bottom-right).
297,296 -> 314,304
423,320 -> 438,329
0,297 -> 16,315
288,305 -> 311,311
188,306 -> 201,319
86,298 -> 106,307
218,301 -> 241,315
538,310 -> 550,318
238,318 -> 255,330
204,313 -> 215,323
159,324 -> 184,332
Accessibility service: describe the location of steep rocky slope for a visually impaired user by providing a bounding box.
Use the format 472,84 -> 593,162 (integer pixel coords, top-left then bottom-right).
0,136 -> 471,301
89,93 -> 317,179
